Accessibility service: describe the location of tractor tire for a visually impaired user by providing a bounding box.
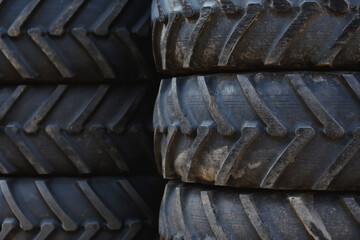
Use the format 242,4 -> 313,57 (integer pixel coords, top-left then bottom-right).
152,0 -> 360,74
0,0 -> 154,83
0,83 -> 157,175
0,176 -> 164,239
154,72 -> 360,190
160,181 -> 360,240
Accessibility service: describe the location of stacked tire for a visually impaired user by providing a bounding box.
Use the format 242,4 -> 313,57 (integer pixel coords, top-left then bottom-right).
152,0 -> 360,239
0,1 -> 164,239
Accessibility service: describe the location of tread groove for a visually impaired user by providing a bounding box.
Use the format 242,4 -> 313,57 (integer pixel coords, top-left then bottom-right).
264,1 -> 320,65
218,3 -> 262,66
24,85 -> 67,134
71,28 -> 115,78
0,180 -> 33,230
237,74 -> 287,137
341,197 -> 360,224
117,179 -> 155,225
49,0 -> 86,36
160,12 -> 180,70
93,0 -> 128,36
0,85 -> 27,122
5,125 -> 52,174
183,2 -> 215,68
88,125 -> 129,172
174,187 -> 192,240
314,128 -> 360,190
45,125 -> 91,174
287,74 -> 345,137
197,75 -> 234,135
261,126 -> 315,188
115,28 -> 149,79
201,191 -> 230,240
171,77 -> 196,134
288,195 -> 331,240
67,85 -> 109,133
0,33 -> 37,78
109,87 -> 145,133
28,28 -> 74,78
215,122 -> 259,185
35,181 -> 78,231
239,194 -> 273,240
163,125 -> 179,178
77,180 -> 122,230
317,14 -> 360,66
8,0 -> 41,37
343,74 -> 360,99
182,122 -> 214,182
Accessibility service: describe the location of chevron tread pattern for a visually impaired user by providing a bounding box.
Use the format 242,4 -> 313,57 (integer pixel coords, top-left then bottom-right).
153,0 -> 360,74
0,0 -> 153,82
0,176 -> 164,239
154,72 -> 360,190
0,84 -> 156,175
160,182 -> 360,240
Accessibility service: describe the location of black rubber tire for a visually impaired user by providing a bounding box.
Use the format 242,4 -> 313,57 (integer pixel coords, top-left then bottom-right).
0,176 -> 164,239
0,83 -> 157,175
0,0 -> 154,83
152,0 -> 360,75
154,72 -> 360,191
160,181 -> 360,240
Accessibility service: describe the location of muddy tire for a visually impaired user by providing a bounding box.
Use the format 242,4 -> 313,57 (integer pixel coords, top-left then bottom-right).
0,83 -> 157,175
153,0 -> 360,74
0,176 -> 164,239
160,181 -> 360,240
0,0 -> 154,83
154,72 -> 360,190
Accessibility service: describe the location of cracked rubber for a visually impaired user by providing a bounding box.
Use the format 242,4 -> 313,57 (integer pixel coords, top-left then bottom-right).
0,0 -> 154,83
153,0 -> 360,75
160,181 -> 360,240
154,72 -> 360,190
0,176 -> 164,239
0,83 -> 157,175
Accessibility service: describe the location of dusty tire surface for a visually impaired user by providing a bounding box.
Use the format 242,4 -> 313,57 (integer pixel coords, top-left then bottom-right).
0,0 -> 154,83
154,72 -> 360,190
0,83 -> 157,175
153,0 -> 360,74
160,181 -> 360,240
0,176 -> 164,239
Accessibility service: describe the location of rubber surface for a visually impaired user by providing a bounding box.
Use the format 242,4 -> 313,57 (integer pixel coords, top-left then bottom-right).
152,0 -> 360,74
0,176 -> 164,239
0,83 -> 157,175
0,0 -> 154,83
160,181 -> 360,240
154,72 -> 360,190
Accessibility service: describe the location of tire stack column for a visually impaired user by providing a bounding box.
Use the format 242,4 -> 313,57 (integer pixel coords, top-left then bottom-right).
152,0 -> 360,239
0,1 -> 164,239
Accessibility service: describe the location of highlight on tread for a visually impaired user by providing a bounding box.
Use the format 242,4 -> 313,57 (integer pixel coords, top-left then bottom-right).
154,72 -> 360,190
0,83 -> 157,175
152,0 -> 360,74
0,176 -> 164,239
0,0 -> 154,82
160,182 -> 360,240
